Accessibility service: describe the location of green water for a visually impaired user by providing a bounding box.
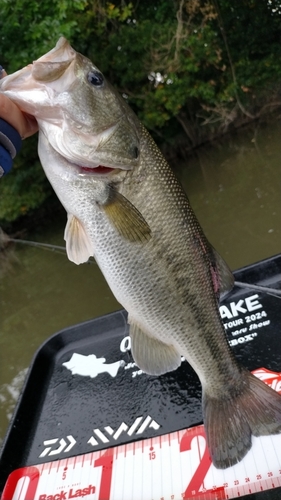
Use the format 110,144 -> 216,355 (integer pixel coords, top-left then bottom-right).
0,115 -> 280,443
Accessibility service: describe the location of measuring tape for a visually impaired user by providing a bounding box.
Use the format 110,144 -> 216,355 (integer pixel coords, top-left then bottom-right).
2,368 -> 281,500
2,425 -> 281,500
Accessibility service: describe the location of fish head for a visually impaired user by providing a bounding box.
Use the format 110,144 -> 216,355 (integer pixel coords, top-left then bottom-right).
0,38 -> 151,264
0,37 -> 140,171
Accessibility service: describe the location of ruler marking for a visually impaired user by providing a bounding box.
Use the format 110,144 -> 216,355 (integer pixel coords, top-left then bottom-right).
269,433 -> 281,468
4,424 -> 281,500
263,441 -> 271,476
197,434 -> 203,490
130,439 -> 135,500
265,478 -> 271,491
251,439 -> 260,484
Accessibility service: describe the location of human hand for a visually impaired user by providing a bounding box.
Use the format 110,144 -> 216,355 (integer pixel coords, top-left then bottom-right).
0,66 -> 38,176
0,94 -> 38,139
0,67 -> 38,139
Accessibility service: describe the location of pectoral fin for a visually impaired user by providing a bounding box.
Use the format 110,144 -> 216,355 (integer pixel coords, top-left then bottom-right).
129,320 -> 181,375
102,187 -> 151,243
64,214 -> 93,264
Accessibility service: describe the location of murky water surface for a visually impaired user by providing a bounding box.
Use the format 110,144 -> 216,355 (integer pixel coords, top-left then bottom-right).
0,116 -> 280,442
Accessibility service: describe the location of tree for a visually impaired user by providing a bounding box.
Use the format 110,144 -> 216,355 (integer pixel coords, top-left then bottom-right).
0,0 -> 281,225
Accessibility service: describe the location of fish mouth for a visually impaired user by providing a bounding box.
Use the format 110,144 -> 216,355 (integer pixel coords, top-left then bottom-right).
66,157 -> 119,176
78,165 -> 117,175
0,38 -> 76,109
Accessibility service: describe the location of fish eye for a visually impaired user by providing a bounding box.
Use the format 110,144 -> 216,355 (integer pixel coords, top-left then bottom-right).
87,70 -> 104,87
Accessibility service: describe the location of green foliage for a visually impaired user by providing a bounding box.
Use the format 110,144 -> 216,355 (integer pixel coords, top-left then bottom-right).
0,0 -> 281,224
0,0 -> 88,71
0,136 -> 52,223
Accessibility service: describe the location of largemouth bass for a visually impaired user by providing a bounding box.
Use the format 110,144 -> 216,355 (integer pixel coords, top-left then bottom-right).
1,38 -> 281,469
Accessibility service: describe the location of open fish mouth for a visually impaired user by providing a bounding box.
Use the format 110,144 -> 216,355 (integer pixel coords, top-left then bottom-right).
63,155 -> 120,176
0,37 -> 141,172
78,165 -> 117,175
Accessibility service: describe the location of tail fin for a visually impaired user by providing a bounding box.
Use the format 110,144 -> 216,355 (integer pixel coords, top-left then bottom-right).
203,370 -> 281,469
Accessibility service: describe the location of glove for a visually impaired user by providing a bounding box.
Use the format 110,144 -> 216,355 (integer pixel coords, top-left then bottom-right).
0,118 -> 22,177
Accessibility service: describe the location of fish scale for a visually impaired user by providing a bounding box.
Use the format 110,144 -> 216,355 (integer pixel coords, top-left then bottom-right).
1,37 -> 281,470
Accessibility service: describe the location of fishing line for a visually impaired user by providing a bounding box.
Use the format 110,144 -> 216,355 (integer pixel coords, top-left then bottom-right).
0,228 -> 96,264
9,237 -> 96,264
1,230 -> 280,284
234,280 -> 281,298
7,237 -> 67,254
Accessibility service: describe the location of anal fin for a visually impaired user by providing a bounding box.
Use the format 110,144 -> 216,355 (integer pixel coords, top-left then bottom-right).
64,213 -> 94,264
129,320 -> 181,376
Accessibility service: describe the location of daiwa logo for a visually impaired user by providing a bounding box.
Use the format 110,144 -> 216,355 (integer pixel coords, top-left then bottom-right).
87,415 -> 160,446
39,435 -> 76,458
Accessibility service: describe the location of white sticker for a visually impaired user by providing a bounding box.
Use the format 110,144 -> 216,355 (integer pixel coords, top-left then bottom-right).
62,353 -> 125,379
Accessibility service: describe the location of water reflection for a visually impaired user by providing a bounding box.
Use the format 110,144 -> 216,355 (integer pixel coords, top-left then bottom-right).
0,115 -> 280,443
177,117 -> 281,268
0,369 -> 28,422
